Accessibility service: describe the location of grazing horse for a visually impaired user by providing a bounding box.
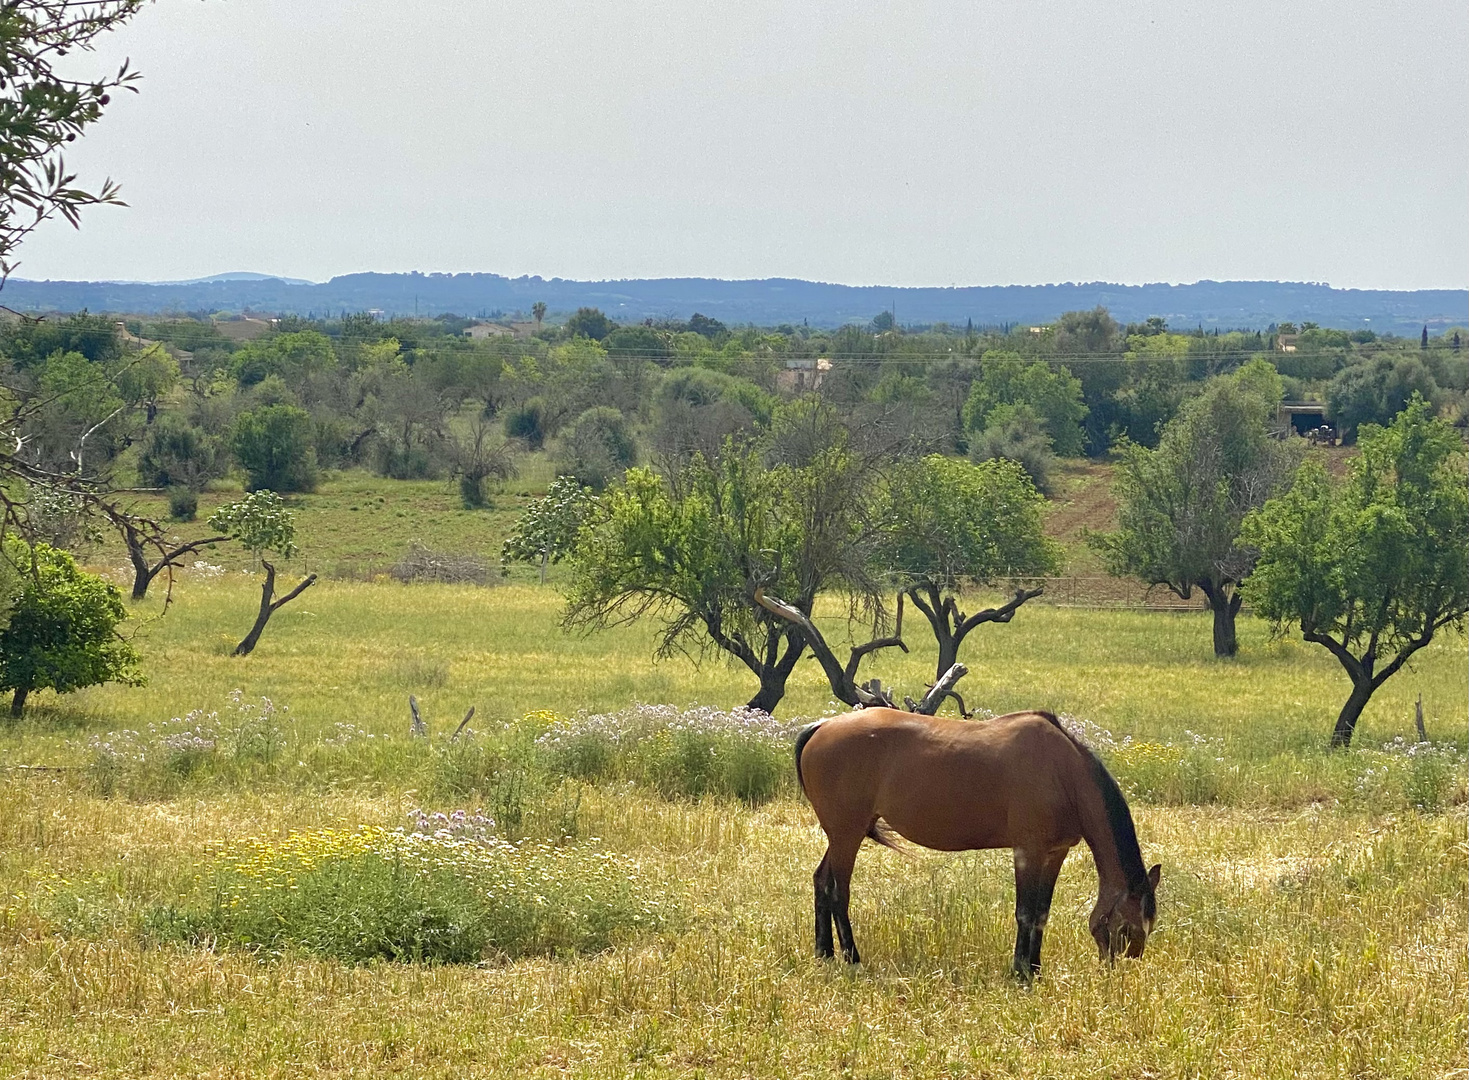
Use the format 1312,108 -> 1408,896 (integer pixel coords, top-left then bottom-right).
795,708 -> 1160,978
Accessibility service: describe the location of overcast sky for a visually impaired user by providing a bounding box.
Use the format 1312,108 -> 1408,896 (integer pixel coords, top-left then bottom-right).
16,0 -> 1467,290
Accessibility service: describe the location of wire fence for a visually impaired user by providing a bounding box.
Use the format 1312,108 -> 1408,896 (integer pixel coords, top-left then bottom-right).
1004,576 -> 1211,612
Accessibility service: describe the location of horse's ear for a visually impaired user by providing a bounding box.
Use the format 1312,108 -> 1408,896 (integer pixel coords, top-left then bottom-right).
1146,863 -> 1161,890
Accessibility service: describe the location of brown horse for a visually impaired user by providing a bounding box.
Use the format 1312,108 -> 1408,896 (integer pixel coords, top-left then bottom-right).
794,708 -> 1160,978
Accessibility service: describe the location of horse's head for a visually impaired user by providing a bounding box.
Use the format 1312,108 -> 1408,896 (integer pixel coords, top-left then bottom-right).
1091,863 -> 1161,961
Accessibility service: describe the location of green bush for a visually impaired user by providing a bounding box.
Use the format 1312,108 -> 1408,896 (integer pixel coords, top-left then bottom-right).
231,403 -> 318,492
0,539 -> 144,716
167,486 -> 198,522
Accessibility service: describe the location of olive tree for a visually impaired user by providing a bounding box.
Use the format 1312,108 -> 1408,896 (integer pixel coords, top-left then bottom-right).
1092,361 -> 1301,657
0,539 -> 142,715
1240,398 -> 1469,747
207,491 -> 317,657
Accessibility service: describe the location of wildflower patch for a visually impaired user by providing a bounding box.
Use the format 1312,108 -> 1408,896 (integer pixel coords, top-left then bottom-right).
536,703 -> 804,803
148,822 -> 675,964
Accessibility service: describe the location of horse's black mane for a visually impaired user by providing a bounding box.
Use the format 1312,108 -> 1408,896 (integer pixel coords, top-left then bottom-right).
1037,711 -> 1149,892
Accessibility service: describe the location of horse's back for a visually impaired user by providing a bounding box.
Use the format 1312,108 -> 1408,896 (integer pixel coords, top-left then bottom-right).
799,708 -> 1085,851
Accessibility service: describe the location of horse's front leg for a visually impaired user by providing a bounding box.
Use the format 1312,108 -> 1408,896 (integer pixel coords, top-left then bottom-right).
1012,847 -> 1067,982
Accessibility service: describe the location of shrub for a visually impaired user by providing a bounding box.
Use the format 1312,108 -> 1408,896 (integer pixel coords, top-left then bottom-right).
231,403 -> 318,492
556,406 -> 637,490
151,825 -> 674,963
0,539 -> 144,716
969,403 -> 1057,494
138,413 -> 221,490
167,486 -> 198,522
504,398 -> 548,450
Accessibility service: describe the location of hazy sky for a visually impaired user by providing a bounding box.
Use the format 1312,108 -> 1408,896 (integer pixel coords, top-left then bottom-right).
16,0 -> 1467,289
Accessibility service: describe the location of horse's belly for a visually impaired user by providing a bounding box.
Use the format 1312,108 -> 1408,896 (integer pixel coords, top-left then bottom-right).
873,762 -> 1070,852
883,813 -> 1010,852
875,791 -> 1017,852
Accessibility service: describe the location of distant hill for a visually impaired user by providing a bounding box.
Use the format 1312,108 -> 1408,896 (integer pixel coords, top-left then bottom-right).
2,273 -> 1463,334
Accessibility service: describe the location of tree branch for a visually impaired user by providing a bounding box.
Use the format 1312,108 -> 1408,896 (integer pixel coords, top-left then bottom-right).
954,585 -> 1045,638
911,663 -> 970,716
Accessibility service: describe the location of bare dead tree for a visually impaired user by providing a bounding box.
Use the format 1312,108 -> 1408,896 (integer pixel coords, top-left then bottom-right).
904,584 -> 1045,686
754,586 -> 911,708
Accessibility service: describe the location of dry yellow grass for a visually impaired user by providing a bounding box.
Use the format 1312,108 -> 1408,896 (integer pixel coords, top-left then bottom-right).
0,578 -> 1462,1077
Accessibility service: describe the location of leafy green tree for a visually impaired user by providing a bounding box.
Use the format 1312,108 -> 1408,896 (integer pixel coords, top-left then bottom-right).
208,491 -> 317,657
450,418 -> 517,509
603,325 -> 670,361
1240,398 -> 1469,746
565,411 -> 887,713
969,403 -> 1059,494
531,301 -> 547,329
651,368 -> 771,465
556,406 -> 637,490
1092,361 -> 1301,657
564,307 -> 614,341
687,313 -> 726,339
0,2 -> 146,281
1326,355 -> 1439,442
227,331 -> 336,388
0,539 -> 143,715
137,412 -> 221,491
501,476 -> 595,583
879,455 -> 1060,689
231,404 -> 318,492
961,352 -> 1088,457
113,343 -> 179,423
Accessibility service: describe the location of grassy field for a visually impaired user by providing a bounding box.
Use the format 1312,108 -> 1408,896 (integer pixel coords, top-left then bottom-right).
0,522 -> 1464,1075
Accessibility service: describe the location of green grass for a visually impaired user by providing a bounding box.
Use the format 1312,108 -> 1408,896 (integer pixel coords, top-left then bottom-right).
94,460 -> 562,582
0,554 -> 1462,1075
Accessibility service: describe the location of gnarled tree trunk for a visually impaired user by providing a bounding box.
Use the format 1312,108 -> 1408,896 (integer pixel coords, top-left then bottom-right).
1198,580 -> 1243,658
906,582 -> 1044,684
234,560 -> 318,657
1330,678 -> 1375,749
754,588 -> 909,709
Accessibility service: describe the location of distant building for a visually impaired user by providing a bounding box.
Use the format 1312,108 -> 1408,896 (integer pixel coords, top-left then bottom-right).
1276,333 -> 1299,353
464,322 -> 513,340
464,321 -> 538,340
776,357 -> 832,393
1276,402 -> 1329,438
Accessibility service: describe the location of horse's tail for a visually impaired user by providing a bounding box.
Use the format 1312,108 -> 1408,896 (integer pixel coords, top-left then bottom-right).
865,819 -> 905,852
793,721 -> 824,797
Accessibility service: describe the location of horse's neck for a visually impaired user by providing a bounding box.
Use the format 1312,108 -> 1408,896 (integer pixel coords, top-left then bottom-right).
1073,767 -> 1132,899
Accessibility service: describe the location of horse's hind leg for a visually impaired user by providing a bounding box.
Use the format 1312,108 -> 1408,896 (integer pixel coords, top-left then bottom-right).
826,834 -> 864,964
813,853 -> 835,958
1012,847 -> 1067,981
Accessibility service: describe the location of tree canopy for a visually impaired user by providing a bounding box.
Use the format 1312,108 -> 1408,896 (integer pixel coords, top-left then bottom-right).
1092,361 -> 1301,656
1241,397 -> 1469,746
564,402 -> 888,713
0,539 -> 142,715
879,454 -> 1059,685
